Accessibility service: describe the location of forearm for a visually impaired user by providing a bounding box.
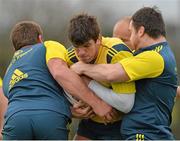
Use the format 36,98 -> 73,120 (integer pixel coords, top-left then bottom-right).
47,59 -> 102,108
80,63 -> 129,82
88,80 -> 134,113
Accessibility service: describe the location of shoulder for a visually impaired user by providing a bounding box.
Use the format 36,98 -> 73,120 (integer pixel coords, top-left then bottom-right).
136,50 -> 164,62
103,37 -> 132,63
44,40 -> 67,52
44,40 -> 68,63
102,36 -> 124,47
66,46 -> 78,65
67,46 -> 75,57
103,37 -> 132,52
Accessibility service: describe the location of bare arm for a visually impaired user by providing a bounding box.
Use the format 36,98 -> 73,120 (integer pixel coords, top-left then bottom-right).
71,61 -> 130,82
71,52 -> 165,83
47,58 -> 113,118
0,88 -> 8,140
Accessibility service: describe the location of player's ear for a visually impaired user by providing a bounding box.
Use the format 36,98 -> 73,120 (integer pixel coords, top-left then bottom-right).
138,26 -> 145,37
96,34 -> 102,45
38,34 -> 43,43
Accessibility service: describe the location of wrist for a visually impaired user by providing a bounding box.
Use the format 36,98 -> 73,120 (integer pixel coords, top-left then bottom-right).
80,64 -> 86,75
87,92 -> 102,109
80,63 -> 90,75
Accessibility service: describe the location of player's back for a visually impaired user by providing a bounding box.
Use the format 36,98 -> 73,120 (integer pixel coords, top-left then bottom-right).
3,42 -> 71,123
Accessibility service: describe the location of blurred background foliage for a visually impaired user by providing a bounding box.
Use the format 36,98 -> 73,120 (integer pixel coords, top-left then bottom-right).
0,0 -> 179,139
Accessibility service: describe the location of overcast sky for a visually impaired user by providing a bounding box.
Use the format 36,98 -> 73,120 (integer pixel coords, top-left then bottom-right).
0,0 -> 179,47
0,0 -> 179,27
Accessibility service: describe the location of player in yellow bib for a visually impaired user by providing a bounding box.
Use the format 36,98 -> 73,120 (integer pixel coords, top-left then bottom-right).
67,13 -> 135,140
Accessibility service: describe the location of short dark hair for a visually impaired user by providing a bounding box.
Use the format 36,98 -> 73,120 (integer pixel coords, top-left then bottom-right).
68,13 -> 100,47
10,21 -> 43,51
132,6 -> 166,38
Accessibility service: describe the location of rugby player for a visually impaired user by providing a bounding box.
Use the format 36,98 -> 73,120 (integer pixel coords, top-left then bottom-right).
2,21 -> 113,140
67,13 -> 135,140
71,7 -> 178,140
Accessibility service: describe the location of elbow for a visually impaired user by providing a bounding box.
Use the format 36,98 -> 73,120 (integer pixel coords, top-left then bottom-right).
121,94 -> 135,113
105,74 -> 117,82
104,64 -> 122,82
112,92 -> 135,113
52,69 -> 66,81
123,100 -> 134,113
106,63 -> 130,83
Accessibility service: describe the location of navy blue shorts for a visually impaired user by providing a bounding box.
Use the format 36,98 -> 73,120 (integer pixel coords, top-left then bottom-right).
2,110 -> 71,140
77,119 -> 122,140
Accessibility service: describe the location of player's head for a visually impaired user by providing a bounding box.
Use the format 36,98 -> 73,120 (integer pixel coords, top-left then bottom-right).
68,13 -> 101,63
10,21 -> 43,51
129,6 -> 166,49
113,16 -> 133,49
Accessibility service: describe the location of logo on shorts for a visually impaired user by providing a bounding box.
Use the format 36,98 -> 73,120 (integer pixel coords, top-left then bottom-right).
136,133 -> 144,141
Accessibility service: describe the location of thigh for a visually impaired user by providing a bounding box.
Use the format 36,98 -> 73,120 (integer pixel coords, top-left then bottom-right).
32,111 -> 70,140
2,113 -> 33,140
74,134 -> 90,140
76,119 -> 97,139
77,119 -> 122,140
